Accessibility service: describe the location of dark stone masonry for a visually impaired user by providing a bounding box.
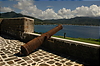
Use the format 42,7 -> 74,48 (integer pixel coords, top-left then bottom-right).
0,34 -> 83,66
0,17 -> 100,66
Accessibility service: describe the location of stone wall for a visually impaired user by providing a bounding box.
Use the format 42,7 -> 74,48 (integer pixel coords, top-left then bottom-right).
43,37 -> 100,65
20,32 -> 100,65
0,17 -> 100,65
0,17 -> 34,39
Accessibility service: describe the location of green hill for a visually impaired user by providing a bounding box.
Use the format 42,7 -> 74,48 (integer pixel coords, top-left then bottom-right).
44,17 -> 100,26
0,11 -> 43,24
0,11 -> 100,26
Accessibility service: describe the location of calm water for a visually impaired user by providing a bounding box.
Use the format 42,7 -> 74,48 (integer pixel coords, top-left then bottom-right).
34,25 -> 100,39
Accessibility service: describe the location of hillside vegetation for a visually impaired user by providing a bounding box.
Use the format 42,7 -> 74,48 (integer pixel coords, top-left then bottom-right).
0,11 -> 100,26
0,11 -> 43,24
53,35 -> 100,45
44,17 -> 100,26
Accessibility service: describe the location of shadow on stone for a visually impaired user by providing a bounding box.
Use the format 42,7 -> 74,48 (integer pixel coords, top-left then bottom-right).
14,48 -> 40,57
39,47 -> 85,65
0,33 -> 17,40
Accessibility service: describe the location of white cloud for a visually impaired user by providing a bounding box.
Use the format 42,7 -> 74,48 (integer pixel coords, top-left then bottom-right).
14,0 -> 33,10
58,8 -> 74,19
14,0 -> 62,20
58,5 -> 100,19
1,7 -> 14,12
47,6 -> 53,7
73,5 -> 100,17
14,0 -> 100,20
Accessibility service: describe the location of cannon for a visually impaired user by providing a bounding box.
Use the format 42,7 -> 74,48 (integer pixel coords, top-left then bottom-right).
19,24 -> 63,56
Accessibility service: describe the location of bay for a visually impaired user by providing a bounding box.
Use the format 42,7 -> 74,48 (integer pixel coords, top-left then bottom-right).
34,25 -> 100,39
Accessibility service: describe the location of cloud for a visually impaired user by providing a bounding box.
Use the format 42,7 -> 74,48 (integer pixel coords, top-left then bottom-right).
58,5 -> 100,19
47,6 -> 53,7
58,8 -> 74,19
14,0 -> 62,20
14,0 -> 34,10
1,7 -> 14,12
14,0 -> 100,20
73,5 -> 100,17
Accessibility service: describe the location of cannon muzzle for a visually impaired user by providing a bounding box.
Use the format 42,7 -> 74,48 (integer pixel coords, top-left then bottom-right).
20,24 -> 63,56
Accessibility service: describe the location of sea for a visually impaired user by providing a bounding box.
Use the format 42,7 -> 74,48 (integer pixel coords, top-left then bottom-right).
34,25 -> 100,39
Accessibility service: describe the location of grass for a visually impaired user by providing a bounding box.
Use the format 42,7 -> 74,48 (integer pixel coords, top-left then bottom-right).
52,35 -> 100,45
34,32 -> 100,45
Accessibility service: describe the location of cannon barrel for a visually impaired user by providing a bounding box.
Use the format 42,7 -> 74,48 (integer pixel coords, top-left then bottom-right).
41,24 -> 63,40
20,24 -> 63,55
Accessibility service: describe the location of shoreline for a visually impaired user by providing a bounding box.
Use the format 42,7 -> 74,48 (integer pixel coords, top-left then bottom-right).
33,32 -> 100,45
34,24 -> 100,26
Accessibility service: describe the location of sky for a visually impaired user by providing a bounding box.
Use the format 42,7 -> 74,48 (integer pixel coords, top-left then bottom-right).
0,0 -> 100,20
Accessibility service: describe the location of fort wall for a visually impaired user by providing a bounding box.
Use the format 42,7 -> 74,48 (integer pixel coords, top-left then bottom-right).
0,17 -> 34,39
0,17 -> 99,65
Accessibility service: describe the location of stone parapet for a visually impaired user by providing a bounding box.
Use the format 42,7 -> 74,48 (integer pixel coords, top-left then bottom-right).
0,17 -> 100,65
21,32 -> 100,65
0,34 -> 83,66
0,17 -> 34,39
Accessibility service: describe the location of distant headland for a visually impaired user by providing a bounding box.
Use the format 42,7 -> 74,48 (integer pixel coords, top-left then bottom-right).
0,11 -> 100,26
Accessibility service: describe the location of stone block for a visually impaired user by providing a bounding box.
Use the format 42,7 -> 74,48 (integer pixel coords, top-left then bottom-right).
1,17 -> 34,40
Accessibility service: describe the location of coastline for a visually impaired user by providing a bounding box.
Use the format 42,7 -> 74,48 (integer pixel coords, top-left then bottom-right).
34,24 -> 100,26
33,32 -> 100,45
34,25 -> 99,39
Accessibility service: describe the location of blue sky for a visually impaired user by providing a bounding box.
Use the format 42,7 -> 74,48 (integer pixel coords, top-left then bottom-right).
0,0 -> 100,20
34,1 -> 100,12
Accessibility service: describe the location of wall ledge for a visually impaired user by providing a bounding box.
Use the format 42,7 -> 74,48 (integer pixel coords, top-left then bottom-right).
25,32 -> 100,48
51,36 -> 100,47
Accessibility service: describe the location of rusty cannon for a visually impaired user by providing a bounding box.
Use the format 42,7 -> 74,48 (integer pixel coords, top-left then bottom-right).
19,24 -> 63,56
